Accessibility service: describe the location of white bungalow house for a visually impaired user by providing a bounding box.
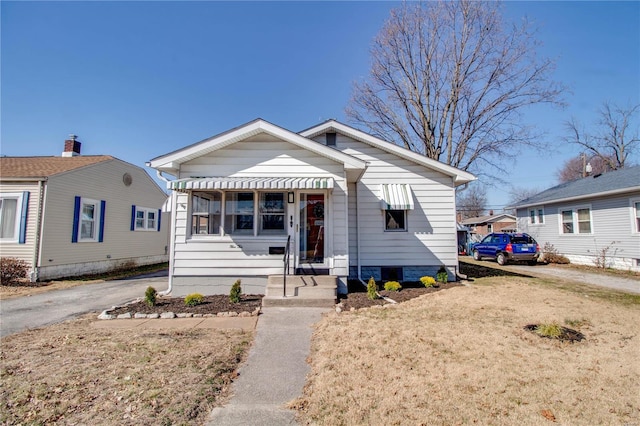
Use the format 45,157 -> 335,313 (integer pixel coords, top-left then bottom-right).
511,165 -> 640,271
0,137 -> 169,281
148,119 -> 475,300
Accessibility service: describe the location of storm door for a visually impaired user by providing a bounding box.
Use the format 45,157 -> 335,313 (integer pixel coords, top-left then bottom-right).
298,193 -> 326,265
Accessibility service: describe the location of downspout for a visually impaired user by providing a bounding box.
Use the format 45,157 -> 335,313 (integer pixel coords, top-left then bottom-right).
153,169 -> 175,296
355,181 -> 366,288
32,179 -> 47,282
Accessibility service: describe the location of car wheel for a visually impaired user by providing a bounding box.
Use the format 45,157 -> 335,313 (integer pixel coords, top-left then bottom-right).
473,250 -> 481,261
497,253 -> 507,266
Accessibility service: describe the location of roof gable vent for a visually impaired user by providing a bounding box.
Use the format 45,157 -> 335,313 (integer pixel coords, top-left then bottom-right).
326,132 -> 336,147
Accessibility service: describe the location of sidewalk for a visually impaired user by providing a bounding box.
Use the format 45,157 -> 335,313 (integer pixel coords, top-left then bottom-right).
207,307 -> 329,426
90,316 -> 258,331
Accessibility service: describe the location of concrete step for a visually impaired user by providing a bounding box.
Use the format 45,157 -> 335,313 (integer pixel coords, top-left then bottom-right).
263,275 -> 337,307
262,297 -> 336,308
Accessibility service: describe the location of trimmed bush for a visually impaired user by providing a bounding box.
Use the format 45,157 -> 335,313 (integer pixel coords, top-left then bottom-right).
184,293 -> 204,307
542,242 -> 570,264
145,286 -> 157,307
367,277 -> 378,300
229,279 -> 242,303
384,281 -> 402,291
0,257 -> 29,286
420,276 -> 437,288
436,266 -> 448,283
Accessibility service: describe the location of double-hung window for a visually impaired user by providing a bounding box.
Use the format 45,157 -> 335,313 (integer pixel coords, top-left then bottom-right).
73,196 -> 105,243
634,200 -> 640,233
0,192 -> 28,243
134,207 -> 158,231
560,206 -> 592,234
191,192 -> 221,235
529,207 -> 545,224
225,192 -> 255,235
258,192 -> 285,235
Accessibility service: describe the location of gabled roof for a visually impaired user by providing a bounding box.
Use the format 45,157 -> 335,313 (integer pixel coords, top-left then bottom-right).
0,156 -> 114,179
148,118 -> 367,177
299,120 -> 476,186
511,165 -> 640,209
461,213 -> 516,226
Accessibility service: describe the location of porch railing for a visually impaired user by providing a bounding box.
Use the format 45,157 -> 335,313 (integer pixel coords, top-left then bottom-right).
283,235 -> 291,298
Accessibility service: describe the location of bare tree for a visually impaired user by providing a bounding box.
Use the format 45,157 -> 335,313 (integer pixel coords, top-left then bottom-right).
347,1 -> 563,178
556,154 -> 614,183
505,186 -> 541,214
564,102 -> 640,170
457,184 -> 487,219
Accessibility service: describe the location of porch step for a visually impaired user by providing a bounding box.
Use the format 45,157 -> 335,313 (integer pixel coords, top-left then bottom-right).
263,275 -> 337,307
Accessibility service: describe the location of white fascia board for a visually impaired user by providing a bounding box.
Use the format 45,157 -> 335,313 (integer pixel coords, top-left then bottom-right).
148,119 -> 366,173
512,186 -> 640,210
300,120 -> 476,186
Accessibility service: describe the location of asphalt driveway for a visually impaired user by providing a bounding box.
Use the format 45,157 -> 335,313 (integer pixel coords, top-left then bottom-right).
0,271 -> 168,338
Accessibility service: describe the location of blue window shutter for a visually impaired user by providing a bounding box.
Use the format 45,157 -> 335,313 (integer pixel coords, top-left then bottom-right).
98,200 -> 106,242
18,191 -> 29,244
72,196 -> 81,243
157,209 -> 162,231
130,205 -> 136,231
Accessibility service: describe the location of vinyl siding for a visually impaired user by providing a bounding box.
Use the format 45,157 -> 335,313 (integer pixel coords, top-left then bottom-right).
39,159 -> 168,271
172,138 -> 349,278
517,191 -> 640,267
332,134 -> 459,270
0,181 -> 41,267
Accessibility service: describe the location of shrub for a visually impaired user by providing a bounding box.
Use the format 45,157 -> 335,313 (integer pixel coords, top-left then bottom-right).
420,276 -> 437,288
229,279 -> 242,303
0,257 -> 29,286
436,266 -> 448,283
542,242 -> 570,264
384,281 -> 402,291
184,293 -> 204,307
145,286 -> 157,307
535,322 -> 563,339
366,276 -> 378,300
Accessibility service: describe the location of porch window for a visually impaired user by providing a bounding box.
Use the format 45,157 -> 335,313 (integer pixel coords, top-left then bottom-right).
191,192 -> 221,235
259,192 -> 285,235
224,192 -> 254,235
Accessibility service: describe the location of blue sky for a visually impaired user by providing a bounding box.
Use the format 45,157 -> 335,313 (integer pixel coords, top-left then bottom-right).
2,1 -> 639,210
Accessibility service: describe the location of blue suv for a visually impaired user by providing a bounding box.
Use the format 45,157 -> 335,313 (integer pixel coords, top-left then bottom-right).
472,233 -> 540,266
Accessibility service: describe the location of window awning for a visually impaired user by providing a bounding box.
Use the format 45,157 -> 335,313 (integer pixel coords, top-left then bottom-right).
379,184 -> 414,210
170,177 -> 334,191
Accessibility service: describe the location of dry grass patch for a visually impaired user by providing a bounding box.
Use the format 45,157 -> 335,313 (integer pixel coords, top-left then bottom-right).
294,277 -> 640,425
1,315 -> 252,425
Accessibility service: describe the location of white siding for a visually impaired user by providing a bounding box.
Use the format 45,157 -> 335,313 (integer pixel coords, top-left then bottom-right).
0,181 -> 41,270
171,137 -> 349,279
336,134 -> 459,273
38,159 -> 168,277
517,192 -> 640,270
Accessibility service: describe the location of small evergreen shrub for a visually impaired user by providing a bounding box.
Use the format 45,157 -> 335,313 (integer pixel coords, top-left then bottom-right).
436,267 -> 448,283
229,279 -> 242,303
145,286 -> 157,307
0,257 -> 29,286
367,276 -> 378,300
420,276 -> 437,288
384,281 -> 402,291
184,293 -> 204,307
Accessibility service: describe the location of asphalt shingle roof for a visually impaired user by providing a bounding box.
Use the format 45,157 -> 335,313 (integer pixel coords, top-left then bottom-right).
512,165 -> 640,207
0,156 -> 113,178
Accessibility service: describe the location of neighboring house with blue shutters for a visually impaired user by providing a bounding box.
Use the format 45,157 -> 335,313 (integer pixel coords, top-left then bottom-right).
511,165 -> 640,271
0,137 -> 168,281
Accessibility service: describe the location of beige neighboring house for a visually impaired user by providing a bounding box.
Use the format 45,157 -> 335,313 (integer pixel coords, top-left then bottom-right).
0,137 -> 169,281
461,212 -> 517,236
148,118 -> 475,297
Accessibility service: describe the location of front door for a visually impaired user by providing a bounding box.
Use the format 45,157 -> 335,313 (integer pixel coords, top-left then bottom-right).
298,193 -> 326,266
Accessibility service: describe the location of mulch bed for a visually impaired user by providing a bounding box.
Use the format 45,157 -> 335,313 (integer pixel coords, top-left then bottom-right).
338,282 -> 463,311
109,294 -> 263,316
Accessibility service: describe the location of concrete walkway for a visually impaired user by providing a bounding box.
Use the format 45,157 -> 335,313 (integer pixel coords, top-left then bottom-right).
207,307 -> 329,426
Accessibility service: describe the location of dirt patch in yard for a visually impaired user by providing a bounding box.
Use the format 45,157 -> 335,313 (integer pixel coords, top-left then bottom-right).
0,315 -> 253,425
293,276 -> 640,425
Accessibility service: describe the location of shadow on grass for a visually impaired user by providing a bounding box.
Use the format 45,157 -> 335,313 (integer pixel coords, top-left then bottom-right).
459,260 -> 533,279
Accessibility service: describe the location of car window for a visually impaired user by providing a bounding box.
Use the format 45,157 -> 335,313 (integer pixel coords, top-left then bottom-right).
492,235 -> 502,243
481,235 -> 492,243
511,235 -> 534,244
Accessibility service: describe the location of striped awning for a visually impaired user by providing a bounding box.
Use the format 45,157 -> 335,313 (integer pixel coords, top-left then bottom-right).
379,184 -> 414,210
170,177 -> 334,191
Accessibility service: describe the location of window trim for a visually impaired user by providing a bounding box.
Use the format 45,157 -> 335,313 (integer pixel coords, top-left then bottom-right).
135,207 -> 159,231
383,209 -> 408,232
631,198 -> 640,234
558,204 -> 593,235
74,197 -> 104,242
529,206 -> 545,225
0,192 -> 27,243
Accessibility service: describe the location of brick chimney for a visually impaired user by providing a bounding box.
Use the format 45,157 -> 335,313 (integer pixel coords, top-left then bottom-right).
62,134 -> 81,157
489,210 -> 494,216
